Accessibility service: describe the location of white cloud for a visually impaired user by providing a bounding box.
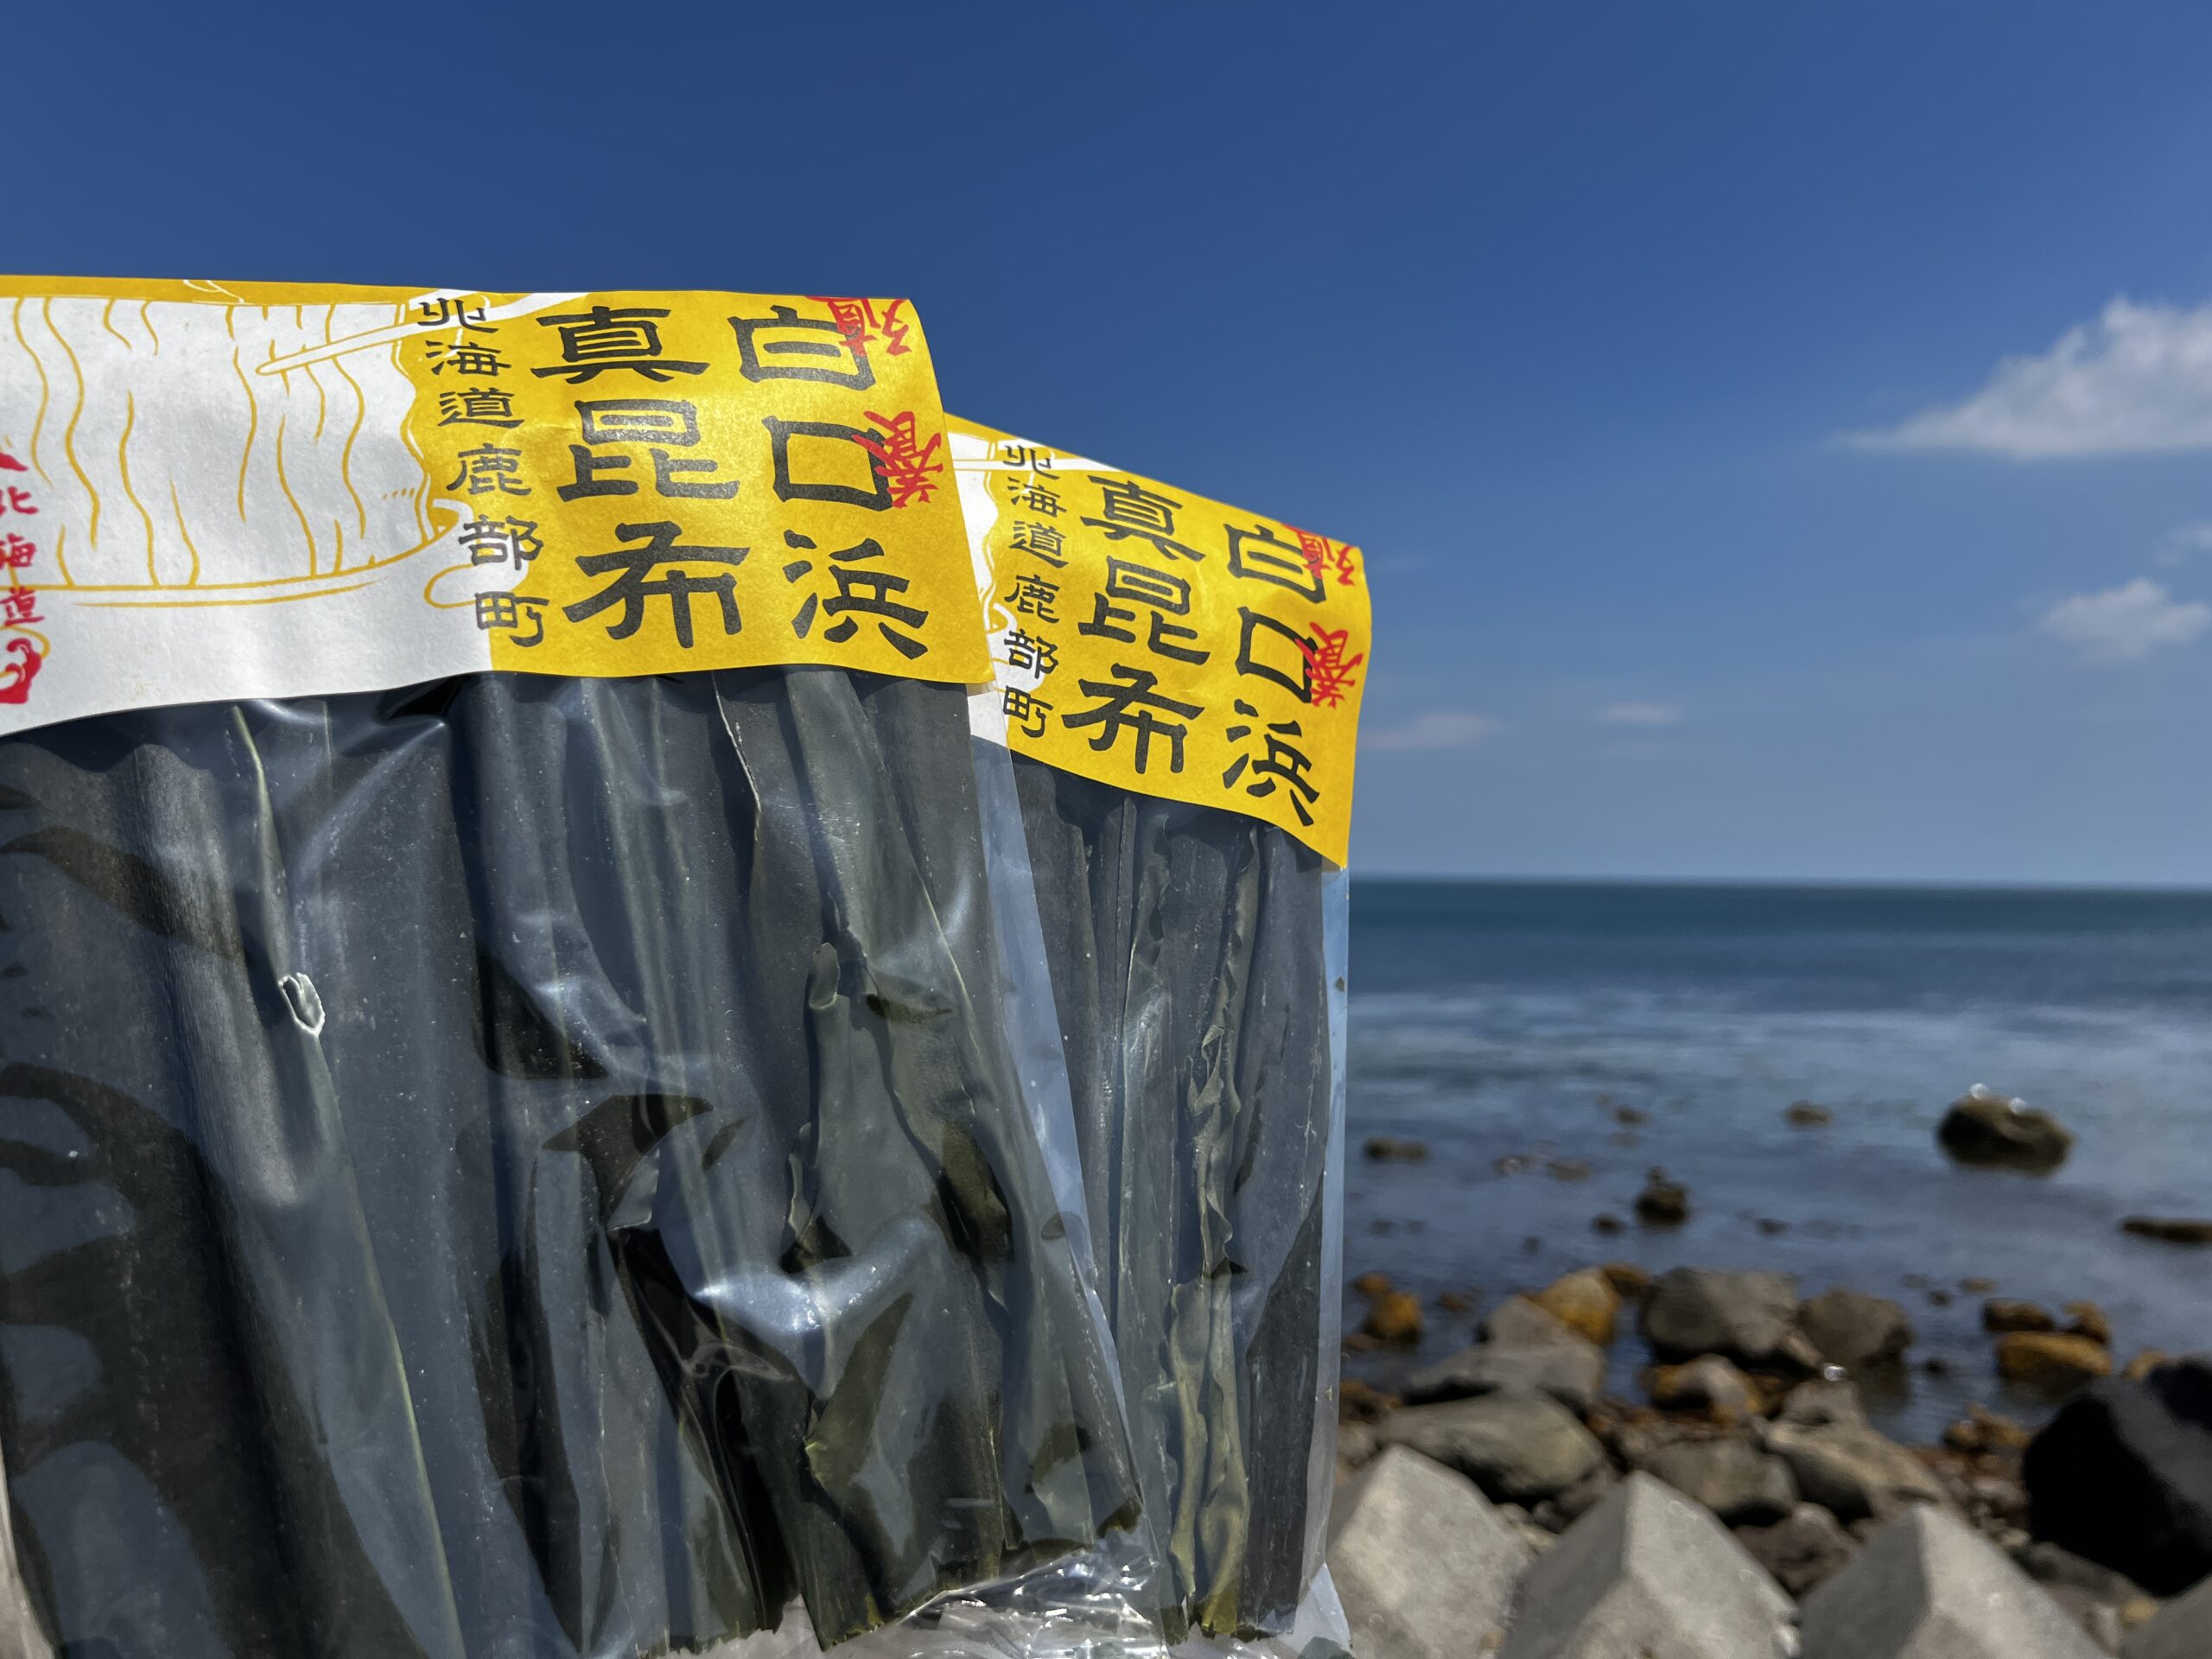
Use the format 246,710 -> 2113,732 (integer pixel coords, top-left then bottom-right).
1370,710 -> 1500,752
1597,701 -> 1683,727
2156,520 -> 2212,568
2040,578 -> 2211,663
1848,297 -> 2212,458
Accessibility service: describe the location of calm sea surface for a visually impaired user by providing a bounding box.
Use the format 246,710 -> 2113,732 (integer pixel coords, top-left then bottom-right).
1343,879 -> 2212,1442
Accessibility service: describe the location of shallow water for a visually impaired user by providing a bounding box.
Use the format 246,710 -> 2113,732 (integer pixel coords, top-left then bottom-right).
1343,879 -> 2212,1444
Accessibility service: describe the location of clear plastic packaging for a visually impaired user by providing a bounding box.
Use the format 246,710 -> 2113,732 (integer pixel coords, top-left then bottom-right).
1009,763 -> 1351,1649
0,668 -> 1154,1659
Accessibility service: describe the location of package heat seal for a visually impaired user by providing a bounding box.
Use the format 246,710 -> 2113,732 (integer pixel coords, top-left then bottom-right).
0,279 -> 1158,1659
950,420 -> 1369,1655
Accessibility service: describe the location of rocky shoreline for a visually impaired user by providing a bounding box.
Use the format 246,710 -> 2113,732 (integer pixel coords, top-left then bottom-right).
1331,1255 -> 2210,1657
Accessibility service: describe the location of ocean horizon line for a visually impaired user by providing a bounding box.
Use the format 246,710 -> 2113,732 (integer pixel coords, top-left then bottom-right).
1351,870 -> 2212,897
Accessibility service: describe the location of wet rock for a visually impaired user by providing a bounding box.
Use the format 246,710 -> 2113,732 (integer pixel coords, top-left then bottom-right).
1499,1472 -> 1792,1659
1799,1287 -> 1915,1370
2123,1350 -> 2171,1382
1961,1275 -> 1999,1294
1532,1267 -> 1621,1346
1328,1446 -> 1531,1659
1736,1501 -> 1860,1598
1944,1405 -> 2031,1456
1436,1289 -> 1473,1313
1646,1437 -> 1800,1526
1484,1293 -> 1578,1347
1352,1269 -> 1395,1297
1374,1387 -> 1608,1507
2024,1355 -> 2212,1595
2016,1540 -> 2152,1606
1649,1354 -> 1760,1421
1926,1287 -> 1954,1306
1777,1377 -> 1870,1429
1343,1331 -> 1382,1354
1363,1135 -> 1429,1162
1642,1266 -> 1818,1370
1986,1298 -> 2060,1333
1590,1211 -> 1625,1235
1340,1376 -> 1401,1421
1799,1504 -> 2103,1658
1757,1217 -> 1790,1236
1613,1104 -> 1648,1126
1363,1288 -> 1426,1345
2066,1300 -> 2114,1347
1787,1101 -> 1834,1127
2126,1573 -> 2212,1659
1764,1420 -> 1946,1524
1635,1166 -> 1691,1225
2000,1332 -> 2115,1391
2121,1217 -> 2212,1245
1938,1083 -> 2075,1172
1545,1158 -> 1592,1181
1600,1260 -> 1654,1300
1403,1336 -> 1605,1416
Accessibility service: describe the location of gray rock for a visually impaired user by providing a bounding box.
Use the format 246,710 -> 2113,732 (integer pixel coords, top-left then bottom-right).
1328,1446 -> 1533,1659
1531,1464 -> 1617,1535
1777,1377 -> 1871,1429
1799,1288 -> 1915,1370
2017,1541 -> 2152,1605
1337,1419 -> 1380,1469
1375,1387 -> 1607,1506
1938,1084 -> 2075,1172
1642,1266 -> 1819,1370
1484,1294 -> 1582,1347
1648,1353 -> 1760,1419
1499,1471 -> 1792,1659
1765,1420 -> 1946,1525
1405,1338 -> 1606,1414
1736,1502 -> 1861,1598
2127,1573 -> 2212,1659
1800,1504 -> 2104,1658
1645,1437 -> 1800,1526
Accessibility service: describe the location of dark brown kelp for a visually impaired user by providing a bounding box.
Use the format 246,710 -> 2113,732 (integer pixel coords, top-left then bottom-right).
1012,756 -> 1338,1638
0,671 -> 1143,1659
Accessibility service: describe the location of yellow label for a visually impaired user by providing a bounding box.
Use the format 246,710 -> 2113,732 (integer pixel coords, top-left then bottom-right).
0,277 -> 983,736
951,417 -> 1369,864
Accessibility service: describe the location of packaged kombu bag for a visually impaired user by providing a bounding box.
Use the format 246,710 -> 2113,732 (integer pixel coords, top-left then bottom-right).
949,421 -> 1370,1649
0,280 -> 1155,1659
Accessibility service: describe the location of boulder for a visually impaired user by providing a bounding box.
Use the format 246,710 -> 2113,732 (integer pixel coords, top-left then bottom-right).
1765,1420 -> 1946,1524
2016,1539 -> 2152,1606
2121,1217 -> 2212,1245
2124,1350 -> 2172,1382
1337,1420 -> 1379,1470
1363,1135 -> 1430,1162
1484,1293 -> 1580,1347
1736,1501 -> 1860,1598
2024,1355 -> 2212,1595
1599,1261 -> 1653,1300
1938,1084 -> 2074,1171
1403,1337 -> 1605,1415
1635,1166 -> 1691,1225
2126,1572 -> 2212,1659
1799,1504 -> 2104,1658
1498,1472 -> 1792,1659
1943,1405 -> 2031,1456
1648,1354 -> 1759,1421
1642,1266 -> 1815,1370
1531,1268 -> 1621,1346
2065,1300 -> 2114,1346
1340,1377 -> 1400,1421
1777,1377 -> 1871,1429
1799,1288 -> 1915,1370
1363,1289 -> 1425,1344
2000,1332 -> 2114,1391
1374,1387 -> 1608,1507
1986,1298 -> 2059,1333
1352,1270 -> 1395,1296
1328,1446 -> 1531,1659
1644,1437 -> 1800,1526
1530,1464 -> 1618,1535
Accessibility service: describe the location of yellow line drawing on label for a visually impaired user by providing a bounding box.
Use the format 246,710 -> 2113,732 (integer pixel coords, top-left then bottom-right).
186,280 -> 246,303
138,300 -> 160,355
391,327 -> 429,547
99,299 -> 130,352
229,345 -> 257,520
169,480 -> 202,585
118,391 -> 158,585
79,576 -> 380,610
49,298 -> 101,550
274,414 -> 319,577
9,301 -> 51,489
325,319 -> 372,541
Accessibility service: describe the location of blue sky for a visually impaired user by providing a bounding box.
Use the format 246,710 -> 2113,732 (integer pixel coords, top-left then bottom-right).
13,3 -> 2212,884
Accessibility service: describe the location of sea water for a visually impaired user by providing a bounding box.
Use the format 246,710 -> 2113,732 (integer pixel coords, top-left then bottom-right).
1345,879 -> 2212,1442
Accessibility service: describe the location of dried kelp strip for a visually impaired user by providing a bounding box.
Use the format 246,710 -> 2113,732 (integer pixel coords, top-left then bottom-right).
0,673 -> 1144,1659
1012,756 -> 1337,1638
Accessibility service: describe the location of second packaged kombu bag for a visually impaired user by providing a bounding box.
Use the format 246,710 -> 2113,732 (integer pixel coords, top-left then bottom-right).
0,279 -> 1155,1659
949,421 -> 1370,1652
